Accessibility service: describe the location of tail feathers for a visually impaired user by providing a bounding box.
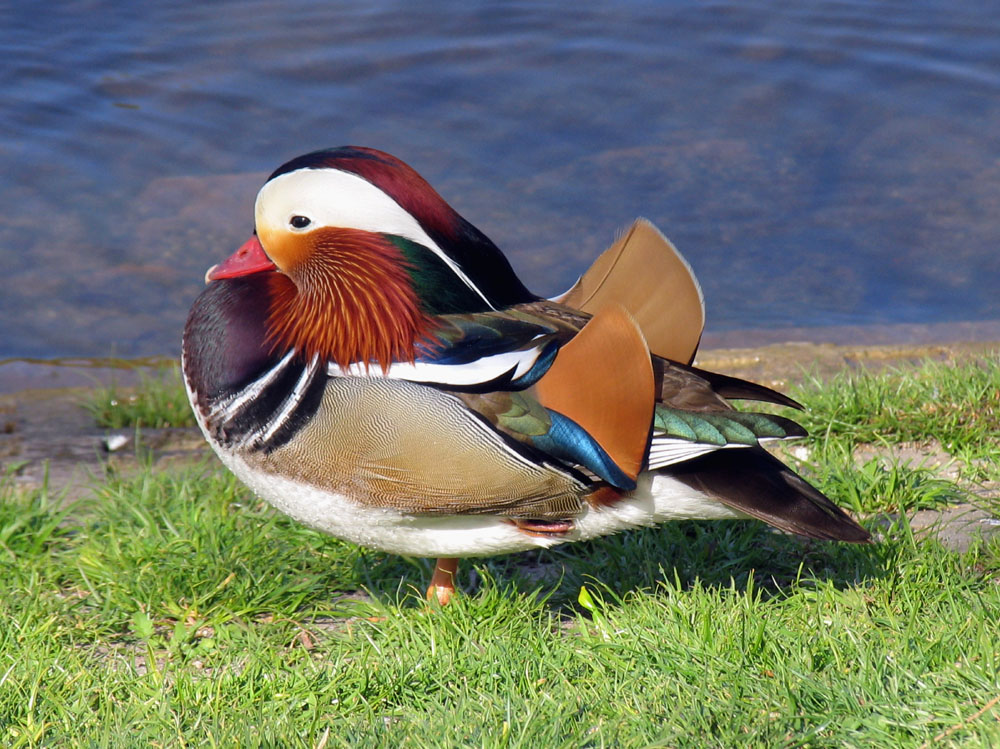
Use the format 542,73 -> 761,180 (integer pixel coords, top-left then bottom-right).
670,448 -> 871,542
681,363 -> 804,410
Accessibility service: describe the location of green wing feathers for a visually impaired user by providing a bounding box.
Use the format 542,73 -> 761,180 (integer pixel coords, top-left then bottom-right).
653,407 -> 806,446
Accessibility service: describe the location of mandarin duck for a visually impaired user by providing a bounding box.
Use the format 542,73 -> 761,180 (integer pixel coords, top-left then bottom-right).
182,147 -> 869,605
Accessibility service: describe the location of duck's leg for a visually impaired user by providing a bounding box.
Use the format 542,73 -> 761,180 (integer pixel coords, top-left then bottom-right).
426,557 -> 459,605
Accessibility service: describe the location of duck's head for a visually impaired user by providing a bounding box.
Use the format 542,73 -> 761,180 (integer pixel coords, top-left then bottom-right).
207,147 -> 536,369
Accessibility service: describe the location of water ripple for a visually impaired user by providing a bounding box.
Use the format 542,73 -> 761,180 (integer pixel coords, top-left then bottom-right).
2,1 -> 999,358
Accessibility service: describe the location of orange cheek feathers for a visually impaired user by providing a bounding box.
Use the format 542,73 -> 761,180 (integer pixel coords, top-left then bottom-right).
262,228 -> 434,370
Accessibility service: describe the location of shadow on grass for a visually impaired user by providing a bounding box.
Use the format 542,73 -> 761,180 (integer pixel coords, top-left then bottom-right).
350,518 -> 889,614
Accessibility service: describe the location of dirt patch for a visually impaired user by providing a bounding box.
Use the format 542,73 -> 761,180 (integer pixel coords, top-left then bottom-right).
693,338 -> 999,393
0,386 -> 209,502
909,504 -> 1000,553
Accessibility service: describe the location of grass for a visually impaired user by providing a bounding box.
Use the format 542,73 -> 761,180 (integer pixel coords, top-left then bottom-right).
3,354 -> 998,745
792,356 -> 1000,448
84,363 -> 195,429
1,468 -> 998,747
789,355 -> 1000,483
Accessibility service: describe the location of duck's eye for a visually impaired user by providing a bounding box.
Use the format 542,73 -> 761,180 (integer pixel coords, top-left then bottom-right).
290,215 -> 311,229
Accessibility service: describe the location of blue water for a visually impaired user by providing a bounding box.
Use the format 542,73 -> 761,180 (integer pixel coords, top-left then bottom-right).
3,1 -> 1000,360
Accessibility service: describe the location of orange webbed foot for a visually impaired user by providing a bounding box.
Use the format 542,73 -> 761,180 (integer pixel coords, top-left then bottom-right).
426,557 -> 459,605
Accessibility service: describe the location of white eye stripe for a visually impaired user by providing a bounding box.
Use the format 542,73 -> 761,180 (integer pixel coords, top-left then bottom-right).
257,168 -> 494,309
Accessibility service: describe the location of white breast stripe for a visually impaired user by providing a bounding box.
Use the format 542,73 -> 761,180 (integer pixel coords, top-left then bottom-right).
258,169 -> 495,309
326,344 -> 545,386
211,349 -> 296,422
247,353 -> 320,447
